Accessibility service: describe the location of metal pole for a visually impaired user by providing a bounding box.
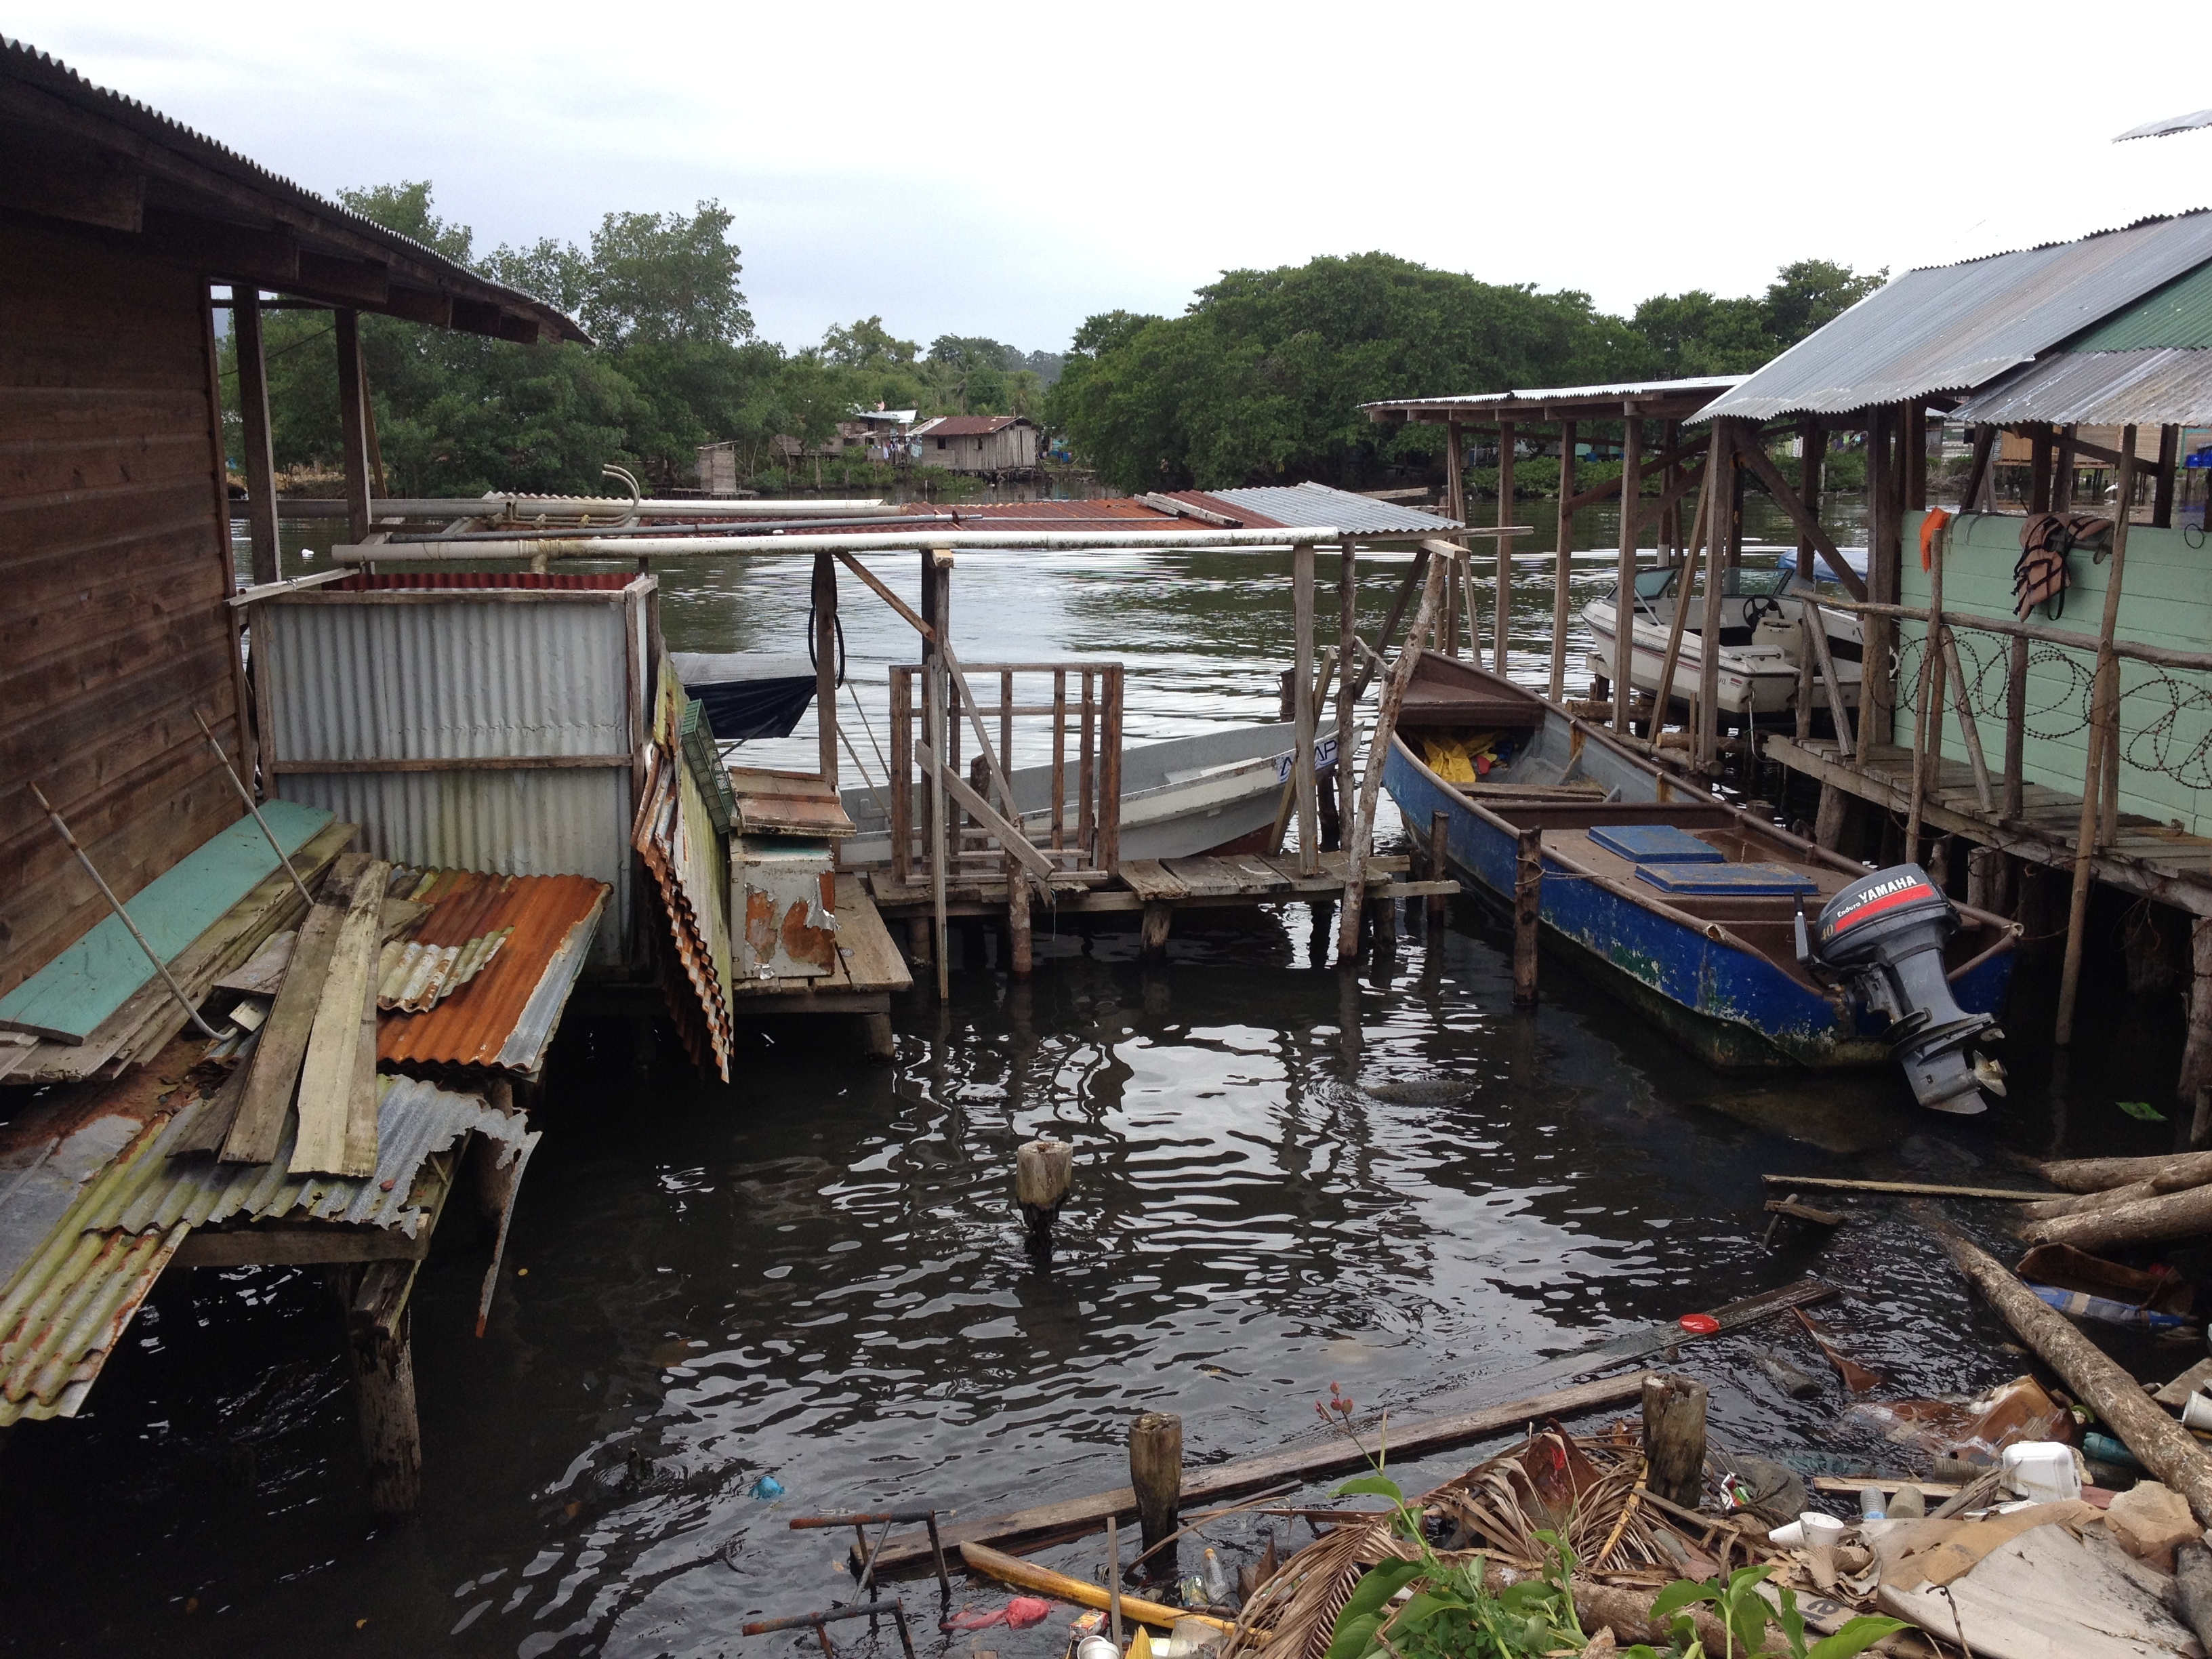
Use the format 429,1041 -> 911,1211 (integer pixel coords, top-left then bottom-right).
192,709 -> 316,909
26,785 -> 222,1040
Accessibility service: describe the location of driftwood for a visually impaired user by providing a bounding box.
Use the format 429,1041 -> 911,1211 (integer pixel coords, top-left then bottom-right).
2017,1181 -> 2212,1251
1926,1212 -> 2212,1528
2032,1151 -> 2212,1193
1761,1174 -> 2047,1201
2020,1166 -> 2208,1221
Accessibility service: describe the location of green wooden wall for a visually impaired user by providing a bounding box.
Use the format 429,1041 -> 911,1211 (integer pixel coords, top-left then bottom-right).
1893,509 -> 2212,836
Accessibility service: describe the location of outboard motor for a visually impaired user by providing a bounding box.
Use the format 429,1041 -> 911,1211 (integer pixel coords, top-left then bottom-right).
1795,864 -> 2003,1114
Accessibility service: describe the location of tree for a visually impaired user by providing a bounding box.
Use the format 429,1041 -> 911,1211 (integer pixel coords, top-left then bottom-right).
580,202 -> 752,346
1762,258 -> 1885,345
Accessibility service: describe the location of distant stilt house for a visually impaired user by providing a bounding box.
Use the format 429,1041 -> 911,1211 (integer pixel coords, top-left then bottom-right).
911,414 -> 1041,476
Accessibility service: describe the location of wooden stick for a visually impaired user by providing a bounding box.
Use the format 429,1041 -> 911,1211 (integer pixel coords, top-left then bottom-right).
1348,547 -> 1429,701
1734,429 -> 1868,600
1612,411 -> 1643,739
836,550 -> 936,644
1652,466 -> 1713,735
2058,430 -> 2139,1046
1904,512 -> 1946,857
1941,628 -> 1995,813
1337,552 -> 1447,957
1494,421 -> 1516,674
959,1542 -> 1234,1635
1550,419 -> 1577,699
1925,1213 -> 2212,1528
1696,424 -> 1728,767
1759,1174 -> 2045,1200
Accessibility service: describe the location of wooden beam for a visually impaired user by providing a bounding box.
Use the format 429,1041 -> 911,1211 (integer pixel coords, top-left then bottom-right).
2155,424 -> 2181,528
813,552 -> 838,789
0,138 -> 141,230
1493,422 -> 1515,674
1697,424 -> 1729,767
915,741 -> 1055,884
1959,424 -> 1997,513
139,203 -> 299,284
1347,548 -> 1429,701
335,310 -> 371,546
298,250 -> 390,309
291,859 -> 388,1177
1733,427 -> 1867,598
1292,542 -> 1319,875
1337,550 -> 1447,957
1550,420 -> 1577,699
834,551 -> 936,644
223,854 -> 364,1165
233,292 -> 281,585
1612,410 -> 1643,739
1444,422 -> 1467,528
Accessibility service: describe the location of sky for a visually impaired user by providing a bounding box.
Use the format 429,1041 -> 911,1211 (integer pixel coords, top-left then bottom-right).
15,3 -> 2212,356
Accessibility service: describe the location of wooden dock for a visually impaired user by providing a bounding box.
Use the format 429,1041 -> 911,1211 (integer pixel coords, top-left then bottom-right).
725,874 -> 913,1013
1768,735 -> 2212,917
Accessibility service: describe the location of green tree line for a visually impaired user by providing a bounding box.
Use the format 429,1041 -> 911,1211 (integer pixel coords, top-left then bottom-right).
225,182 -> 1062,496
227,181 -> 1881,497
1047,253 -> 1882,491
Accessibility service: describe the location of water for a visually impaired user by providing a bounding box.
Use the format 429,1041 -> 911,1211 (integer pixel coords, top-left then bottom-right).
0,493 -> 2184,1654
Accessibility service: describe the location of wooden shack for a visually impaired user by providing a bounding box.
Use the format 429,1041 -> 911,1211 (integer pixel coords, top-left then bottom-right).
912,413 -> 1040,474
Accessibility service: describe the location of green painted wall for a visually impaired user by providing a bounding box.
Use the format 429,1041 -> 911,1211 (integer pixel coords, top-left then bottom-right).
1893,509 -> 2212,836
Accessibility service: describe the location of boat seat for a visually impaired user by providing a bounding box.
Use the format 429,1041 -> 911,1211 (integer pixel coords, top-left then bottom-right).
1633,862 -> 1816,896
1590,824 -> 1723,863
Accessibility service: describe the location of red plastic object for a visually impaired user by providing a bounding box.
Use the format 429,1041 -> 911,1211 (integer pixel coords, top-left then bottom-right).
1677,1313 -> 1721,1336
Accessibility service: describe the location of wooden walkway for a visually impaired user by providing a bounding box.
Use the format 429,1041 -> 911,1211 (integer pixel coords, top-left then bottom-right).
1766,735 -> 2212,917
724,874 -> 912,1015
863,852 -> 1451,918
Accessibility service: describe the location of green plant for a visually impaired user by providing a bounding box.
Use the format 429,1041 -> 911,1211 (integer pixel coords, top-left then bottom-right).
1620,1564 -> 1908,1659
1314,1386 -> 1587,1659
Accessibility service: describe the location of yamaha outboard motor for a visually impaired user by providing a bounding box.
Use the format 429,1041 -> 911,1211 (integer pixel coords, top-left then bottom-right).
1796,864 -> 2003,1114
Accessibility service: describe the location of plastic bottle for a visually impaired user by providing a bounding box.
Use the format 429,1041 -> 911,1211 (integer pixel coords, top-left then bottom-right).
1202,1546 -> 1232,1603
1857,1486 -> 1885,1521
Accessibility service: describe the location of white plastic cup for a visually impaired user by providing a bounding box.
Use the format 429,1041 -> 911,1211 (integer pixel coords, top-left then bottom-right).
1801,1512 -> 1848,1549
1768,1519 -> 1805,1548
1078,1639 -> 1118,1659
2184,1393 -> 2212,1433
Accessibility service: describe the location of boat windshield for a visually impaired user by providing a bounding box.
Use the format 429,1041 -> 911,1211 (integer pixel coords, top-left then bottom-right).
1611,566 -> 1794,603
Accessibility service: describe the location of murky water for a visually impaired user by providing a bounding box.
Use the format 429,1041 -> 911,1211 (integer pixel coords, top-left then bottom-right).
0,493 -> 2190,1656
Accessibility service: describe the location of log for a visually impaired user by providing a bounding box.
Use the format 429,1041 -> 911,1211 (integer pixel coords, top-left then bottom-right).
1928,1216 -> 2212,1528
2032,1150 -> 2212,1193
1641,1374 -> 1707,1509
1129,1412 -> 1182,1556
2183,918 -> 2212,1113
2018,1181 -> 2212,1251
2020,1168 -> 2207,1221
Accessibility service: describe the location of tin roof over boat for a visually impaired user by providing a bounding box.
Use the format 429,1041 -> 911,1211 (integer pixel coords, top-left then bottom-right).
1693,211 -> 2212,422
1363,375 -> 1748,426
1950,260 -> 2212,426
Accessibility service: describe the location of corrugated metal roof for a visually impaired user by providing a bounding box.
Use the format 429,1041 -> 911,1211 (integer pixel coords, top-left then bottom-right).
1,37 -> 587,343
2117,108 -> 2212,142
911,416 -> 1031,436
1364,374 -> 1748,414
2075,262 -> 2212,350
1949,348 -> 2212,426
1695,211 -> 2212,422
82,1073 -> 522,1237
376,871 -> 609,1076
1179,481 -> 1462,536
0,1071 -> 515,1425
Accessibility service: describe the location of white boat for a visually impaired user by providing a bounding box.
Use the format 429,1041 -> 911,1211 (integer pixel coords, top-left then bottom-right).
837,720 -> 1339,866
1581,567 -> 1862,719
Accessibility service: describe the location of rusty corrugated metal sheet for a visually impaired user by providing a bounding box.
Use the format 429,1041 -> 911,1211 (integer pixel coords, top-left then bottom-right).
1950,348 -> 2212,426
729,767 -> 857,838
0,1220 -> 184,1423
375,870 -> 609,1076
632,747 -> 733,1080
1696,211 -> 2212,422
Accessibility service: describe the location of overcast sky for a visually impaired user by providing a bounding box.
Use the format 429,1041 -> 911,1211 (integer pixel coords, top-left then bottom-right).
16,3 -> 2212,356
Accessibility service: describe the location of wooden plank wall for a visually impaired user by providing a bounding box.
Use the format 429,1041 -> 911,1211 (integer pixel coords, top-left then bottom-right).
0,211 -> 244,1000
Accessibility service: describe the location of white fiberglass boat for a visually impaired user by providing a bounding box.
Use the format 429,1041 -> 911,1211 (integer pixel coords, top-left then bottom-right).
1581,567 -> 1861,720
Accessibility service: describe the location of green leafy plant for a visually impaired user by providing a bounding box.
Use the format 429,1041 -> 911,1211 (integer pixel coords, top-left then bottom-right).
1313,1385 -> 1587,1659
1619,1564 -> 1908,1659
2118,1099 -> 2167,1122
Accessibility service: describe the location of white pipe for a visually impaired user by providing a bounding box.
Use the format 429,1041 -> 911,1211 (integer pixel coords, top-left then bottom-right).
251,496 -> 897,520
331,526 -> 1347,562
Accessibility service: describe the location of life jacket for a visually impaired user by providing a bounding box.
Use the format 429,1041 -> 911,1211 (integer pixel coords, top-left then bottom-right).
2011,513 -> 2114,621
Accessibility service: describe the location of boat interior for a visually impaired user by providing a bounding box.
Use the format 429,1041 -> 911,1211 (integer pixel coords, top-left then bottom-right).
1605,567 -> 1863,659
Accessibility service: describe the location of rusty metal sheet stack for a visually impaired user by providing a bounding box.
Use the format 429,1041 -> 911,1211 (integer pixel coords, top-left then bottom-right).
375,869 -> 609,1078
633,743 -> 733,1080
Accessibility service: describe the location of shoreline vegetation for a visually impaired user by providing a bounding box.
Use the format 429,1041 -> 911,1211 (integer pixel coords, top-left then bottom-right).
226,181 -> 1889,504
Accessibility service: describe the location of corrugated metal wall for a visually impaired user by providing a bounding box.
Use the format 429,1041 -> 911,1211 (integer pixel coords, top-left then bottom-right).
260,593 -> 640,966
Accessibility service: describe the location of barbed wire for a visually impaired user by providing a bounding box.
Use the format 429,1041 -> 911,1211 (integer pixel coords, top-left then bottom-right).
1889,629 -> 2212,790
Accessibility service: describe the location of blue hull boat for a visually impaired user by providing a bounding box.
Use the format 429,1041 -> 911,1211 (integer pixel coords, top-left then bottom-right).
1382,652 -> 2016,1086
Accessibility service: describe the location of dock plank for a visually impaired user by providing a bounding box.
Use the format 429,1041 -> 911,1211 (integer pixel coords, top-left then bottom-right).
1160,857 -> 1244,897
1116,860 -> 1190,903
833,875 -> 912,994
291,859 -> 388,1177
224,855 -> 367,1165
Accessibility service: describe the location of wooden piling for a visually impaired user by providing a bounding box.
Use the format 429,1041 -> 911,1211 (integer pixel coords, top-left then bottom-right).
1612,410 -> 1643,739
2181,918 -> 2212,1114
1336,539 -> 1358,838
1292,542 -> 1319,876
1428,810 -> 1451,926
1550,420 -> 1577,699
345,1262 -> 423,1519
1513,827 -> 1541,1008
1494,421 -> 1516,674
862,1012 -> 895,1063
2057,430 -> 2138,1046
334,308 -> 372,546
1015,1138 -> 1072,1229
1129,1412 -> 1183,1557
1696,425 -> 1729,769
1139,902 -> 1172,962
1814,781 -> 1847,852
233,293 -> 281,585
1641,1373 -> 1707,1511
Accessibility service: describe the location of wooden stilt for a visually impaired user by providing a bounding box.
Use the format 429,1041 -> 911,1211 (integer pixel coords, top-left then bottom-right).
2057,430 -> 2139,1046
334,309 -> 372,546
233,293 -> 281,585
1967,846 -> 1998,912
2154,425 -> 2180,529
1494,421 -> 1516,675
1336,538 -> 1358,838
1550,420 -> 1577,699
1129,1412 -> 1182,1557
1512,827 -> 1541,1008
345,1261 -> 423,1519
861,1012 -> 895,1061
1814,781 -> 1849,853
2183,918 -> 2212,1115
1612,409 -> 1643,739
1335,555 -> 1446,958
1427,808 -> 1450,926
1641,1374 -> 1708,1511
1292,542 -> 1319,876
813,552 -> 838,788
1696,424 -> 1729,769
1139,902 -> 1172,962
1445,421 -> 1467,528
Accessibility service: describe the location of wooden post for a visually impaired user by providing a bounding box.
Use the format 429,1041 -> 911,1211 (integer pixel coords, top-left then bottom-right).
813,551 -> 838,788
345,1263 -> 422,1519
1942,630 -> 1995,814
1098,663 -> 1124,876
1612,409 -> 1643,739
2054,426 -> 2077,512
233,291 -> 281,585
890,668 -> 914,885
2182,918 -> 2212,1115
1139,903 -> 1172,962
1967,846 -> 1999,912
1795,618 -> 1815,743
1904,511 -> 1950,859
1494,421 -> 1516,675
1641,1374 -> 1708,1511
1653,467 -> 1712,741
1864,407 -> 1898,744
2154,425 -> 2180,528
1445,422 -> 1467,529
1292,542 -> 1319,876
1015,1137 -> 1072,1230
1441,546 -> 1460,659
1550,421 -> 1577,699
927,556 -> 952,1002
1006,872 -> 1032,979
334,308 -> 372,546
1904,402 -> 1928,513
1797,419 -> 1823,566
1428,809 -> 1450,926
2029,424 -> 2055,514
1336,539 -> 1358,838
1696,424 -> 1729,769
1814,781 -> 1849,851
1513,827 -> 1541,1008
1725,427 -> 1746,571
1128,1412 -> 1182,1557
2003,632 -> 2029,821
2056,430 -> 2138,1046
